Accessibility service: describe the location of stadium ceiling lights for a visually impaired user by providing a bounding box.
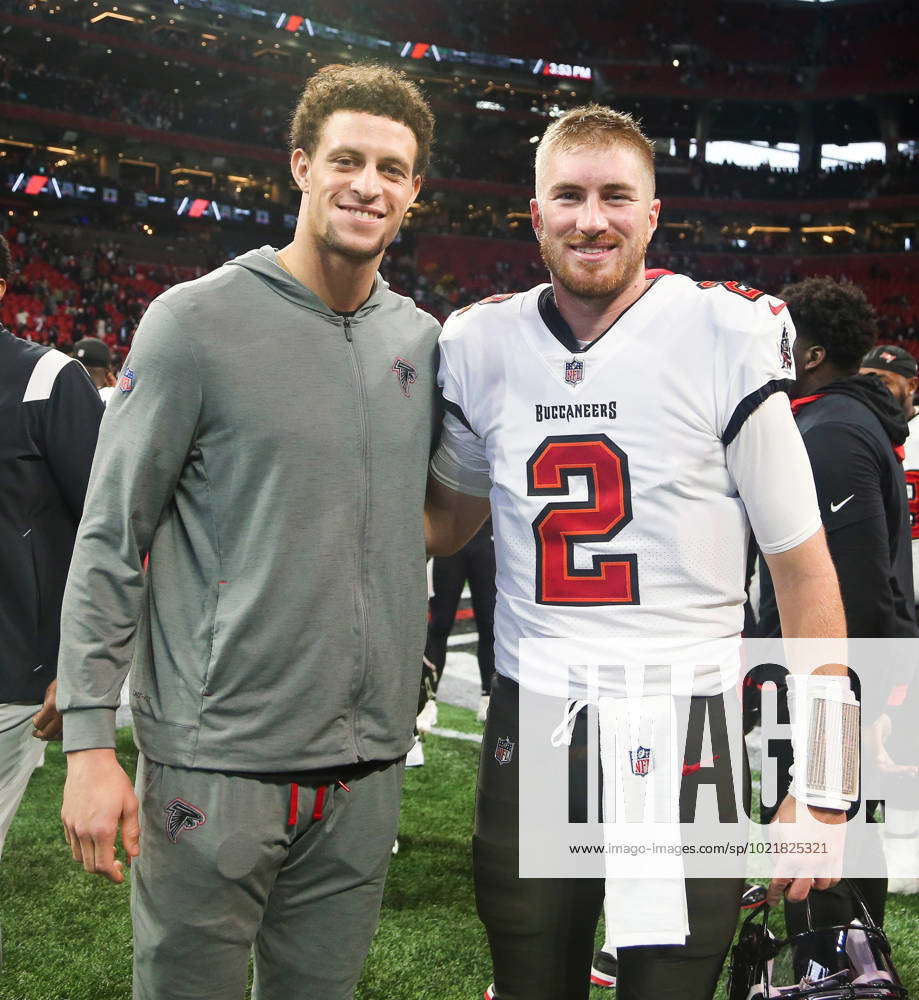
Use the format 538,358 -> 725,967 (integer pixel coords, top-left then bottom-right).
90,11 -> 140,23
170,167 -> 215,179
800,225 -> 856,234
747,226 -> 792,234
120,157 -> 161,184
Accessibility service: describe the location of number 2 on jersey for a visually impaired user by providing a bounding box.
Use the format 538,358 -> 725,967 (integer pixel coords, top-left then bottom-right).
527,434 -> 639,605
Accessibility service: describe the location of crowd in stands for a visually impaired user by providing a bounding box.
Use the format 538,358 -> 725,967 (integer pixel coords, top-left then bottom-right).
4,218 -> 917,368
0,0 -> 916,215
267,0 -> 918,79
6,143 -> 918,249
0,52 -> 290,152
397,233 -> 919,350
677,152 -> 919,201
3,35 -> 917,206
1,0 -> 916,121
0,221 -> 200,359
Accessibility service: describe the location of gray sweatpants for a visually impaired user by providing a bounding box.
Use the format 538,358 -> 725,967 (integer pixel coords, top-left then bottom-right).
0,703 -> 45,862
132,755 -> 404,1000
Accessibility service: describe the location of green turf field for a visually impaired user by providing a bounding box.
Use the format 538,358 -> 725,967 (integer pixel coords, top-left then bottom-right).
1,702 -> 916,999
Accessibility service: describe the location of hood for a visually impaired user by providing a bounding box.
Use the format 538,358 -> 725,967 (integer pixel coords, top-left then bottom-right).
811,374 -> 909,448
225,246 -> 388,319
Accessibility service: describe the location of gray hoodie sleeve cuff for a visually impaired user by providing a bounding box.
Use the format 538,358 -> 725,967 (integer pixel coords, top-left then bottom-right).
62,708 -> 118,753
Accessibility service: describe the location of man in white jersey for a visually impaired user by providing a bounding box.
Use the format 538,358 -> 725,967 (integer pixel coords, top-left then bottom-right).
425,105 -> 850,1000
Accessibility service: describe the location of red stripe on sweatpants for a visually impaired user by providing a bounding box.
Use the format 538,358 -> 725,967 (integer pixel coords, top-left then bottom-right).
287,783 -> 299,826
312,785 -> 326,821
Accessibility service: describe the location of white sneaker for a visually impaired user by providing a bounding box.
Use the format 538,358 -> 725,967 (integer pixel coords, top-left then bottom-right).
391,837 -> 399,855
883,807 -> 919,892
416,698 -> 438,733
405,737 -> 425,767
477,694 -> 490,723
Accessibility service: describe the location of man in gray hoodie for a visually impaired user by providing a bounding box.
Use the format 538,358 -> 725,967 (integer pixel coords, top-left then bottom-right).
57,64 -> 440,1000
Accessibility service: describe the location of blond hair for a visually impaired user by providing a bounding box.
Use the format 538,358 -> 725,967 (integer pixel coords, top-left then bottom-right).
535,104 -> 655,195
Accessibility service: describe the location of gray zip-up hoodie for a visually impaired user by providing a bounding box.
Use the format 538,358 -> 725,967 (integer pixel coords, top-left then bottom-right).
57,247 -> 441,772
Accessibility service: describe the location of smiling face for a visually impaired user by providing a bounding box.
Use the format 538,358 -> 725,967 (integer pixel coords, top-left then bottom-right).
530,142 -> 660,302
292,110 -> 421,263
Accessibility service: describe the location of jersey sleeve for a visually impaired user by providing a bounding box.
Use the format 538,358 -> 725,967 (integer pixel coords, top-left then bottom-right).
727,391 -> 822,554
436,313 -> 480,436
430,318 -> 491,495
719,297 -> 795,447
430,409 -> 491,497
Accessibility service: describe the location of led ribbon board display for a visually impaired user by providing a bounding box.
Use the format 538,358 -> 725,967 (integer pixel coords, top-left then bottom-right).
179,0 -> 592,80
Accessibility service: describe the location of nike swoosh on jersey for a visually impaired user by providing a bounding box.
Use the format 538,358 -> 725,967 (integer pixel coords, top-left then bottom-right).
769,301 -> 787,315
830,494 -> 855,513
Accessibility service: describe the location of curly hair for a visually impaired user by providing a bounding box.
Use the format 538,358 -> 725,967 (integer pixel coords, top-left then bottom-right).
779,276 -> 878,374
289,63 -> 434,175
535,103 -> 656,196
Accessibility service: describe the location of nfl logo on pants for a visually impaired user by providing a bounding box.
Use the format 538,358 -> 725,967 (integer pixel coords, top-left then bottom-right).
495,737 -> 515,765
629,746 -> 652,776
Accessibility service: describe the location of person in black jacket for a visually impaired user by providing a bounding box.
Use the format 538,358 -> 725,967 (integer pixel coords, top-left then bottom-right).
754,276 -> 918,930
0,233 -> 104,859
422,518 -> 497,725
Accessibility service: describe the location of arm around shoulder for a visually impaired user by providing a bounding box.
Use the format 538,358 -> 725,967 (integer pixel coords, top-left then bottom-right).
425,474 -> 490,556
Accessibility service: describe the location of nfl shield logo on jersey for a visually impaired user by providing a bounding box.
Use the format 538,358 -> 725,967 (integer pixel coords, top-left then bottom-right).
495,737 -> 515,766
564,359 -> 584,385
629,746 -> 652,776
118,367 -> 136,393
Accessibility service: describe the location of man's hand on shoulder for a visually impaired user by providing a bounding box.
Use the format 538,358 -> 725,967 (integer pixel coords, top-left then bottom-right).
61,747 -> 140,884
32,678 -> 63,741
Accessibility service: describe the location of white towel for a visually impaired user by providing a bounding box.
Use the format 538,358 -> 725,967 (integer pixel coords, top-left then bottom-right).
599,690 -> 690,948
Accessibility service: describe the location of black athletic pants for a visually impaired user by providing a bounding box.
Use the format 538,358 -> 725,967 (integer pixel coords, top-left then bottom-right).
424,521 -> 496,695
474,674 -> 746,1000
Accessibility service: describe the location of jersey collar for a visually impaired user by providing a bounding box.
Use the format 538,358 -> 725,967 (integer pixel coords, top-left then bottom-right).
536,275 -> 666,354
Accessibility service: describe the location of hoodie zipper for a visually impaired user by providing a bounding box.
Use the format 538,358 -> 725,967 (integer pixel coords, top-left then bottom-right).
343,315 -> 370,760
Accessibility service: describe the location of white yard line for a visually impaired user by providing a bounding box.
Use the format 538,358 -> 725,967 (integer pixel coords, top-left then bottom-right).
447,631 -> 478,646
430,726 -> 483,745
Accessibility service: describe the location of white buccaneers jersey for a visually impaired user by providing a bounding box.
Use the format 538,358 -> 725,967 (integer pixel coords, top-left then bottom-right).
432,274 -> 822,696
903,412 -> 919,604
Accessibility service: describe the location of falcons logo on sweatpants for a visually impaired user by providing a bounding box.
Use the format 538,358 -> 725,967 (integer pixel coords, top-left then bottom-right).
164,797 -> 207,843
